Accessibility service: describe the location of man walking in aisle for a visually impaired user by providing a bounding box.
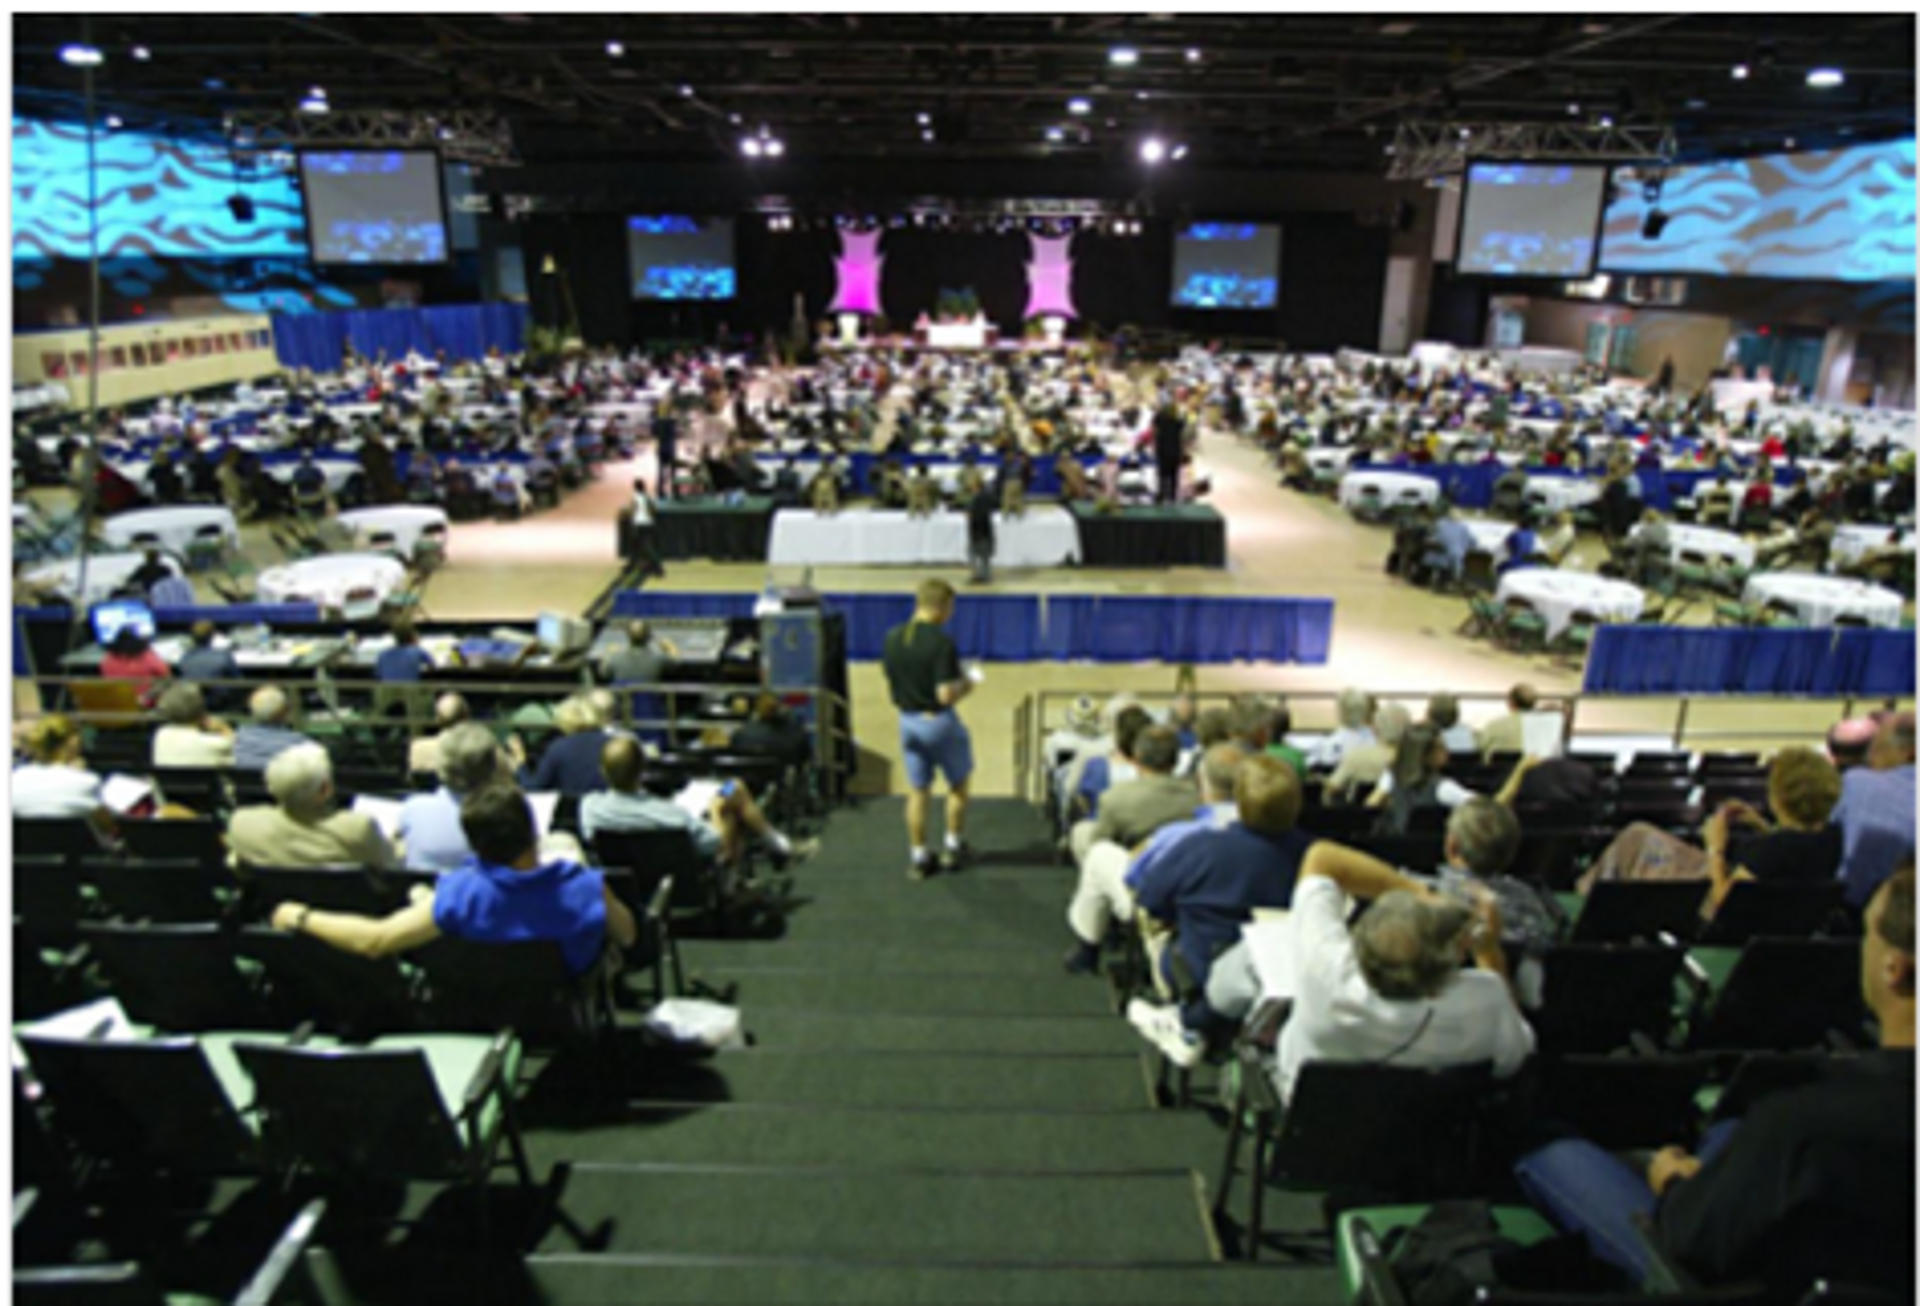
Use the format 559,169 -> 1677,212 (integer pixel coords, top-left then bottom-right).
882,579 -> 975,880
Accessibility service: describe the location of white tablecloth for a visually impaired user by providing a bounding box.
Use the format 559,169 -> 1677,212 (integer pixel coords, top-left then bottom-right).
767,507 -> 1081,568
1458,518 -> 1516,555
1338,470 -> 1440,511
1523,476 -> 1602,514
26,552 -> 183,606
1306,447 -> 1356,474
1631,523 -> 1756,570
1830,525 -> 1915,568
1742,573 -> 1905,628
1496,569 -> 1646,640
256,553 -> 409,609
923,322 -> 991,350
337,506 -> 450,556
99,506 -> 239,555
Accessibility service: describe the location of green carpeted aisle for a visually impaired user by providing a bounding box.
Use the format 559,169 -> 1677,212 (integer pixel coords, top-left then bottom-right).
522,797 -> 1340,1304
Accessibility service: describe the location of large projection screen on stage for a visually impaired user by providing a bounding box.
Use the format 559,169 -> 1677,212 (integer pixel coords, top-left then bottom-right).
1455,161 -> 1607,277
627,215 -> 736,300
1170,222 -> 1281,309
299,150 -> 449,265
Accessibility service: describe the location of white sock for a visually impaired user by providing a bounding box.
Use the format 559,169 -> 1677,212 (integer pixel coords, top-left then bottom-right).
766,831 -> 792,856
913,846 -> 934,864
944,831 -> 963,851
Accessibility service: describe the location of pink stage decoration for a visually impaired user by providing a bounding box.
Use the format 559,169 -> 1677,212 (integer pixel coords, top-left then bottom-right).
1023,232 -> 1079,320
828,230 -> 884,314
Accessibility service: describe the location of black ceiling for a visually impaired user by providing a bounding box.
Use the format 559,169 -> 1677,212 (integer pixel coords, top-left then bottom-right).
14,12 -> 1917,171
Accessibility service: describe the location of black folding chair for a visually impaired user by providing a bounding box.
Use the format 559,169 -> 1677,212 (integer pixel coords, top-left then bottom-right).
1698,880 -> 1847,946
13,819 -> 104,860
234,926 -> 421,1043
1706,1051 -> 1842,1125
15,856 -> 97,948
1531,1053 -> 1716,1149
80,856 -> 226,925
410,937 -> 606,1048
1569,880 -> 1708,944
1531,943 -> 1687,1054
1685,938 -> 1869,1053
593,828 -> 719,917
76,922 -> 277,1032
119,819 -> 226,868
13,1262 -> 173,1306
240,865 -> 403,918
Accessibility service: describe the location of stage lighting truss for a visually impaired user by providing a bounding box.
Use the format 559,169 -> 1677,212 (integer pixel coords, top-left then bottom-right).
222,108 -> 519,167
748,196 -> 1143,234
1385,119 -> 1677,182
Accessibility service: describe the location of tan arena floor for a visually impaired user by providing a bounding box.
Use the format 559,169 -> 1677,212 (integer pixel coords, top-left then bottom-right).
27,423 -> 1905,796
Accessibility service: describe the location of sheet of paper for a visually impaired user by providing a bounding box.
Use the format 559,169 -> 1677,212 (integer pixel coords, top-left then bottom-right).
1520,711 -> 1565,760
17,996 -> 139,1043
523,791 -> 560,840
1241,916 -> 1297,1002
100,773 -> 153,815
351,795 -> 406,841
674,779 -> 724,822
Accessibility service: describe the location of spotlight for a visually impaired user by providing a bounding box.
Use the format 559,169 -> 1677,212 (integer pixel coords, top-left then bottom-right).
915,112 -> 930,125
728,112 -> 742,125
740,136 -> 764,158
298,94 -> 329,114
105,114 -> 122,129
1170,142 -> 1189,161
227,194 -> 256,223
1640,209 -> 1669,240
1806,67 -> 1844,89
1045,125 -> 1065,143
1139,136 -> 1167,164
204,76 -> 225,90
131,45 -> 150,61
59,43 -> 103,66
1566,102 -> 1580,115
1731,63 -> 1750,79
605,39 -> 624,57
1598,114 -> 1614,128
1185,47 -> 1202,63
679,84 -> 695,97
764,137 -> 785,158
921,129 -> 934,142
1109,46 -> 1138,66
1067,97 -> 1091,115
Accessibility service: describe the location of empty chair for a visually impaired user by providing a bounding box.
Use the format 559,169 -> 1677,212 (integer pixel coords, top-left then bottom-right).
77,922 -> 276,1032
235,927 -> 420,1042
1570,880 -> 1708,945
1532,942 -> 1687,1053
1533,1053 -> 1717,1149
409,937 -> 606,1048
1699,880 -> 1848,946
15,856 -> 96,946
592,827 -> 719,916
1685,937 -> 1869,1053
14,819 -> 105,860
120,819 -> 225,867
80,856 -> 225,925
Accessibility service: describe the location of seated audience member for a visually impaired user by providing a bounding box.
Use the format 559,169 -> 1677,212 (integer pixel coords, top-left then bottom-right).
1425,692 -> 1480,756
1477,682 -> 1538,756
1225,695 -> 1274,755
375,620 -> 435,683
1422,507 -> 1475,586
1176,705 -> 1233,779
1124,755 -> 1314,1067
1368,727 -> 1534,834
1499,512 -> 1543,574
398,722 -> 516,872
127,546 -> 175,595
1063,702 -> 1152,822
233,685 -> 308,770
729,693 -> 810,766
518,694 -> 620,797
1269,840 -> 1536,1104
1163,692 -> 1199,751
101,625 -> 172,706
1064,742 -> 1242,975
1068,725 -> 1196,863
175,620 -> 240,686
270,783 -> 636,977
599,619 -> 679,684
13,715 -> 109,826
1424,798 -> 1566,1004
1313,687 -> 1377,770
151,682 -> 235,768
1513,867 -> 1914,1300
228,743 -> 396,870
1326,702 -> 1411,803
1832,712 -> 1917,909
409,693 -> 471,776
1580,746 -> 1844,898
580,736 -> 813,871
1827,716 -> 1879,772
1263,701 -> 1308,778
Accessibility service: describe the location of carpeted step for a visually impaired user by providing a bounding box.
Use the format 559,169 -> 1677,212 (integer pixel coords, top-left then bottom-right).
680,938 -> 1081,977
742,1008 -> 1141,1056
524,1257 -> 1339,1305
621,1048 -> 1155,1111
729,968 -> 1115,1018
539,1163 -> 1218,1264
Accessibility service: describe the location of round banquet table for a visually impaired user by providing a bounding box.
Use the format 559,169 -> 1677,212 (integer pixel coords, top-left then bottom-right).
1741,572 -> 1905,628
1829,525 -> 1915,569
99,506 -> 239,556
25,551 -> 184,606
1523,476 -> 1602,515
336,505 -> 450,557
1495,569 -> 1646,641
1630,523 -> 1756,570
255,553 -> 409,609
1338,470 -> 1440,512
1458,518 -> 1516,555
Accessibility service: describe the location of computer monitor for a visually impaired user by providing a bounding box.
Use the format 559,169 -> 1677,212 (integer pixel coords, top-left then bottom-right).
536,611 -> 593,655
91,599 -> 156,646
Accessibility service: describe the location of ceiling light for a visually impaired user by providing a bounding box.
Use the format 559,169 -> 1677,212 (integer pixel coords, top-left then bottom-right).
1567,102 -> 1580,115
308,85 -> 327,99
727,112 -> 742,125
1377,21 -> 1417,36
1783,136 -> 1797,150
59,43 -> 104,67
130,45 -> 150,61
921,129 -> 934,142
1458,126 -> 1471,139
1139,136 -> 1167,164
1109,46 -> 1139,66
104,114 -> 122,129
1685,98 -> 1707,110
740,136 -> 764,157
1806,67 -> 1844,89
1135,90 -> 1149,101
1067,97 -> 1091,115
915,111 -> 930,125
299,94 -> 329,114
764,137 -> 785,157
1045,125 -> 1065,143
1598,114 -> 1614,128
1170,142 -> 1189,161
679,84 -> 695,97
1731,63 -> 1750,80
1185,47 -> 1202,63
605,40 -> 624,57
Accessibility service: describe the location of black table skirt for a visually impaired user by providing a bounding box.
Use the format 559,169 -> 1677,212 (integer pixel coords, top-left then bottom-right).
635,503 -> 775,562
1071,506 -> 1227,568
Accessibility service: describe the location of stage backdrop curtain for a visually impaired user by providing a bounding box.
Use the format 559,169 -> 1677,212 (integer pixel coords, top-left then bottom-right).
1583,626 -> 1916,696
270,303 -> 529,372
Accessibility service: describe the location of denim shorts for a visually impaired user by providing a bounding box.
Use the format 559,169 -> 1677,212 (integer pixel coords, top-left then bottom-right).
898,710 -> 973,790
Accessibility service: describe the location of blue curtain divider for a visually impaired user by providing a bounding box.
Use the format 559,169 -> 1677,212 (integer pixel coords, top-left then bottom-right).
1373,461 -> 1809,513
606,591 -> 1333,664
1584,626 -> 1916,696
270,303 -> 529,373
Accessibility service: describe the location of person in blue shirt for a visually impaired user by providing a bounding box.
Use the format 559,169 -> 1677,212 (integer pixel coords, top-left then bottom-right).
1124,754 -> 1316,1067
1499,512 -> 1542,575
375,620 -> 435,683
1423,507 -> 1476,586
1832,713 -> 1917,909
518,694 -> 618,797
269,781 -> 635,977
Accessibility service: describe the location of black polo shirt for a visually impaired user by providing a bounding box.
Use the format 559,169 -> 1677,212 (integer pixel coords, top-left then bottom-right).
883,619 -> 961,714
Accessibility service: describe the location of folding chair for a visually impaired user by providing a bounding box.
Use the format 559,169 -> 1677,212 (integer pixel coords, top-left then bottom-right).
1683,937 -> 1869,1053
1530,1053 -> 1715,1149
1500,597 -> 1548,652
1531,942 -> 1687,1054
120,818 -> 225,867
335,586 -> 384,623
15,855 -> 99,947
240,865 -> 403,917
77,922 -> 277,1033
183,523 -> 228,574
1698,880 -> 1847,946
235,926 -> 421,1043
79,856 -> 226,925
594,828 -> 721,918
1569,880 -> 1707,945
409,937 -> 607,1049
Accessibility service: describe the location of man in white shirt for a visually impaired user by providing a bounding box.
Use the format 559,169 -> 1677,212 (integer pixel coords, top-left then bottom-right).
1273,840 -> 1536,1105
151,682 -> 236,769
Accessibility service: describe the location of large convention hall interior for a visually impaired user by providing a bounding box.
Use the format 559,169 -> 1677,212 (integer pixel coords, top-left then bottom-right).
8,8 -> 1918,1305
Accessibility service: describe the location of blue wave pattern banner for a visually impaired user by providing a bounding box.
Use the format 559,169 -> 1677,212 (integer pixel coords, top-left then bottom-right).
1602,138 -> 1917,282
12,116 -> 306,262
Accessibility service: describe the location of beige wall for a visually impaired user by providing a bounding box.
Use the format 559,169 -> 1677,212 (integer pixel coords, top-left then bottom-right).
1519,298 -> 1733,390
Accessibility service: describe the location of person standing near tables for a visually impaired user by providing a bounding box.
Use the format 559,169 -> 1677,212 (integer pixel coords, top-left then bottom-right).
1152,396 -> 1186,504
882,579 -> 976,880
651,402 -> 680,500
963,469 -> 996,585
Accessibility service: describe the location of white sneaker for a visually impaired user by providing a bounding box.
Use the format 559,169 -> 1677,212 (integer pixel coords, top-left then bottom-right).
1126,997 -> 1201,1070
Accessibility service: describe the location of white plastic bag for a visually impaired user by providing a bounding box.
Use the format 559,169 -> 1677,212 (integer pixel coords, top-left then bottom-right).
644,997 -> 746,1050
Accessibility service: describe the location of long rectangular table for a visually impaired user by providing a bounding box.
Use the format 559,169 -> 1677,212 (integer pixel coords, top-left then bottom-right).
1068,503 -> 1227,569
641,497 -> 777,562
767,507 -> 1081,568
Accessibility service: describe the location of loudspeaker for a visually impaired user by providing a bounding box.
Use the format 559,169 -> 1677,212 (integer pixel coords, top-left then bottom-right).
226,194 -> 255,223
1640,209 -> 1670,240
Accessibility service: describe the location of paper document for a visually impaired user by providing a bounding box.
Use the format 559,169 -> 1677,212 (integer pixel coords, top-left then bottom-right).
351,795 -> 406,840
17,996 -> 140,1043
527,791 -> 560,840
1241,916 -> 1298,1002
1520,712 -> 1565,760
674,780 -> 724,822
100,774 -> 153,815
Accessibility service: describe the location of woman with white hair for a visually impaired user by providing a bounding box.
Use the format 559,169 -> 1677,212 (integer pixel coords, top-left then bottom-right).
227,742 -> 396,870
151,682 -> 235,768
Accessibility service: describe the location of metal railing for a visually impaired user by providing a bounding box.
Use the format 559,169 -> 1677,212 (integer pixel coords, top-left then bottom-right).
1013,686 -> 1908,806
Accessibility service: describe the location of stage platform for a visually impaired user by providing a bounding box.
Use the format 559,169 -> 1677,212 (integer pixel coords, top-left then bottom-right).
817,335 -> 1073,356
1068,502 -> 1227,569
